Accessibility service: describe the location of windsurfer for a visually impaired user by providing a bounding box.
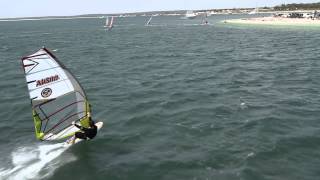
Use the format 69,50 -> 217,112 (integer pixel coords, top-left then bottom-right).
69,112 -> 97,144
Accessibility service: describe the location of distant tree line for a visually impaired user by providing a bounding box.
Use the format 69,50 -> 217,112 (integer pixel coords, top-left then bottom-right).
274,2 -> 320,11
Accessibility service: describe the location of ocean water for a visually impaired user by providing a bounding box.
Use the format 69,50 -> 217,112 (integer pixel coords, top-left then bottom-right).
1,14 -> 320,180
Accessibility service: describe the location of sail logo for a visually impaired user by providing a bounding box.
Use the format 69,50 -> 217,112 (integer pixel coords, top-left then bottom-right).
36,75 -> 59,87
41,88 -> 52,98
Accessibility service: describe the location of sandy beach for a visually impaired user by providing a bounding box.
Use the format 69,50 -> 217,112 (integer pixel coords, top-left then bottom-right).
224,16 -> 320,26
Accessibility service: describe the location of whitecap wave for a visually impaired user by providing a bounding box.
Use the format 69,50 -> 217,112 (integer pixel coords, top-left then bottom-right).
0,142 -> 75,180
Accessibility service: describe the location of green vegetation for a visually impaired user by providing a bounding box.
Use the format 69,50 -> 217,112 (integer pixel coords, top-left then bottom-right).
274,2 -> 320,11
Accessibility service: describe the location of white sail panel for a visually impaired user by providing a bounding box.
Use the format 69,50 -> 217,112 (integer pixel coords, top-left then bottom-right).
26,68 -> 74,100
23,57 -> 59,75
105,17 -> 109,26
110,16 -> 114,27
29,80 -> 74,100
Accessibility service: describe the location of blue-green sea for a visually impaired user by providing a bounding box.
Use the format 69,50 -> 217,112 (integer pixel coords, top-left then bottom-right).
1,14 -> 320,180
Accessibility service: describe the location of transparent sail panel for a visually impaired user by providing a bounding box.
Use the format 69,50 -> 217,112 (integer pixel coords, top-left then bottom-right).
34,92 -> 86,140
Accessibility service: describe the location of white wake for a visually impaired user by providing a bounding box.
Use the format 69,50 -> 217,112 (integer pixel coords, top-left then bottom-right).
0,142 -> 75,180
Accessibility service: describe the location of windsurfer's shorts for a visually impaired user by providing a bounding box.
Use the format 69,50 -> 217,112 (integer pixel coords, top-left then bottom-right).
75,132 -> 88,140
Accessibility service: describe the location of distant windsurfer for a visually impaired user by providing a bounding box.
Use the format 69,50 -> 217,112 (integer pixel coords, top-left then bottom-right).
69,112 -> 97,144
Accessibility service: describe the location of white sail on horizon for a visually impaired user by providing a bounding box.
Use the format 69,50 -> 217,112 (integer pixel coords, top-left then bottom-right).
145,16 -> 153,26
104,16 -> 114,30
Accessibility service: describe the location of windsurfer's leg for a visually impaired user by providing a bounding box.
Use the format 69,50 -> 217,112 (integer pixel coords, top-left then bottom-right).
75,132 -> 87,139
67,135 -> 76,144
69,132 -> 87,144
75,132 -> 87,142
70,135 -> 76,144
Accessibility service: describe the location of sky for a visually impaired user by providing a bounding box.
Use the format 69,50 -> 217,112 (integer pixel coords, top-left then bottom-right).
1,0 -> 319,18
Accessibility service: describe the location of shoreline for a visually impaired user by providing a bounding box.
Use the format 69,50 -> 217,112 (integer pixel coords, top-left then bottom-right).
224,17 -> 320,27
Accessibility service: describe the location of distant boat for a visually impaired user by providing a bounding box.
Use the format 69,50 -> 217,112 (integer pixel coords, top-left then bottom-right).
104,16 -> 114,31
248,8 -> 259,15
145,16 -> 153,26
185,10 -> 197,19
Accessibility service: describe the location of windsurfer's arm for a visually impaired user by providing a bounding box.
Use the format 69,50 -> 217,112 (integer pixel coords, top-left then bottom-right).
72,121 -> 86,131
87,103 -> 92,117
87,111 -> 93,122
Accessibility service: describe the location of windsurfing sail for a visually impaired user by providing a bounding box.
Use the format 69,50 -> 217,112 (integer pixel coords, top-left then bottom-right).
21,47 -> 91,141
108,16 -> 114,30
145,16 -> 152,26
104,16 -> 109,27
104,16 -> 114,30
201,13 -> 208,25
